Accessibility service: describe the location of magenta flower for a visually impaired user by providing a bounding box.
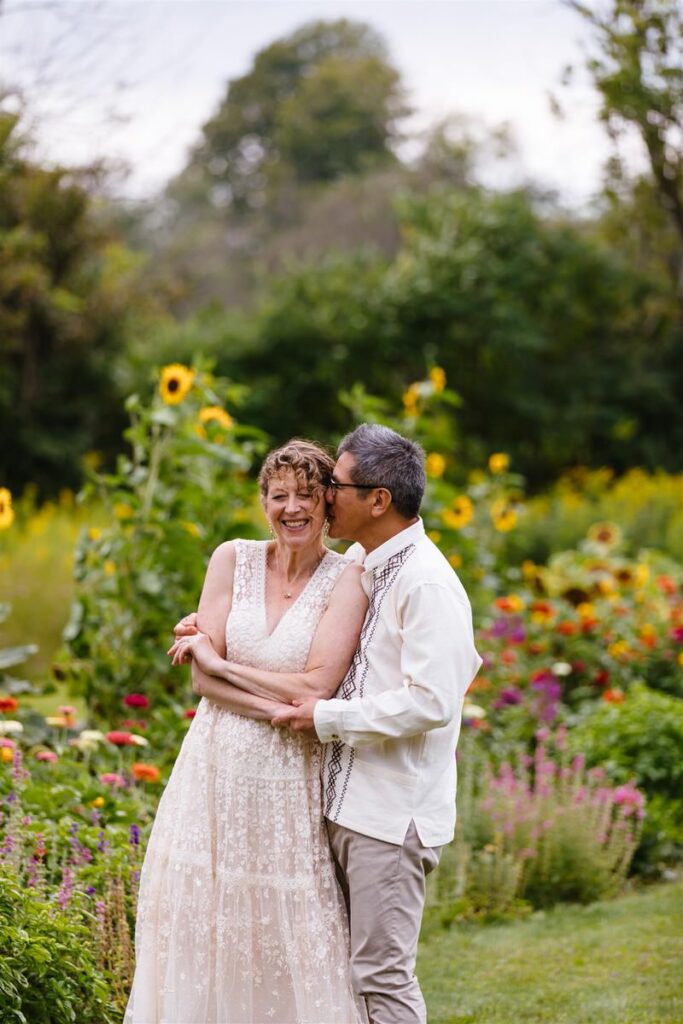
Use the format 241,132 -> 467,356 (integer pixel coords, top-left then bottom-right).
123,693 -> 150,709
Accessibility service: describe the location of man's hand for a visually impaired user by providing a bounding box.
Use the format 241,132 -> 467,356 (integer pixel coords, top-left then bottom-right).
173,612 -> 199,642
272,697 -> 320,739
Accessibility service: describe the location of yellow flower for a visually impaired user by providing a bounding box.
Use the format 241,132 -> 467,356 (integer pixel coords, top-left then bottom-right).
522,559 -> 537,579
114,502 -> 134,520
427,530 -> 442,544
1,747 -> 13,763
88,527 -> 102,541
634,564 -> 650,587
182,521 -> 201,538
402,382 -> 420,415
429,366 -> 446,393
587,521 -> 622,550
91,796 -> 105,808
678,651 -> 683,668
448,553 -> 462,569
577,602 -> 596,619
490,501 -> 517,532
103,560 -> 116,576
0,488 -> 14,530
597,576 -> 616,596
159,363 -> 194,405
607,640 -> 631,660
426,453 -> 446,478
198,406 -> 233,430
442,495 -> 474,530
488,452 -> 510,474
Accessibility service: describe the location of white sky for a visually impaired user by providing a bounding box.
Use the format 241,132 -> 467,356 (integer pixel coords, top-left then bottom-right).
0,0 -> 643,206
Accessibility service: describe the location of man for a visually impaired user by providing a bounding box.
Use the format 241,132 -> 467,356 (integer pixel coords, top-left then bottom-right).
174,423 -> 481,1024
272,424 -> 482,1024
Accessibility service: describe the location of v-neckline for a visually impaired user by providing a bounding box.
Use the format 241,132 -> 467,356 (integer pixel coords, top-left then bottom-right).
261,543 -> 328,640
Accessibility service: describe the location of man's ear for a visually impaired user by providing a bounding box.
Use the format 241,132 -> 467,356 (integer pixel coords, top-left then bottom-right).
370,488 -> 392,518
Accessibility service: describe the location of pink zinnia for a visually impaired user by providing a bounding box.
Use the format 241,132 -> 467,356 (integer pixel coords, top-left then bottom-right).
99,772 -> 125,787
123,694 -> 150,709
35,750 -> 58,762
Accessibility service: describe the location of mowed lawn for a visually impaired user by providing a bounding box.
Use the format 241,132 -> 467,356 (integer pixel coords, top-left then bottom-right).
419,881 -> 683,1024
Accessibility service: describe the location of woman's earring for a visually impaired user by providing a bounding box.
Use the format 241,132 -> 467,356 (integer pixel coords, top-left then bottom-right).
323,518 -> 330,540
267,521 -> 275,538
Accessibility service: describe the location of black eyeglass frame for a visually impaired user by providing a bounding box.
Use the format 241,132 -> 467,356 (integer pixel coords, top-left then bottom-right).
328,476 -> 386,493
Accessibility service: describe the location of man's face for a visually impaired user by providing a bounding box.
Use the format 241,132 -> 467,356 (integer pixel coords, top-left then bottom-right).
326,451 -> 375,542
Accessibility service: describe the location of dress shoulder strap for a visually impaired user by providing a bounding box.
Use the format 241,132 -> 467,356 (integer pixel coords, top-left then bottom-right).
231,540 -> 265,607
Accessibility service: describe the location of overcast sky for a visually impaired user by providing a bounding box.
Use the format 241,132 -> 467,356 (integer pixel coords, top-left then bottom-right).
0,0 -> 641,206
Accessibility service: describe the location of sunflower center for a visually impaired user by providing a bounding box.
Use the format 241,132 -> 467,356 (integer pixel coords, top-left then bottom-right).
168,379 -> 179,392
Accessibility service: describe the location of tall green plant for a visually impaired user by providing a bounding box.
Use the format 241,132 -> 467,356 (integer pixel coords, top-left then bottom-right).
61,362 -> 267,719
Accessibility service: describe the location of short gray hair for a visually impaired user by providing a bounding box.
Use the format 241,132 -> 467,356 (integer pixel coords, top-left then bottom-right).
337,424 -> 425,519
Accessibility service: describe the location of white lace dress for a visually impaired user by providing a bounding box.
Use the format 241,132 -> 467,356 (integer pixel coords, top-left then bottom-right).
124,540 -> 366,1024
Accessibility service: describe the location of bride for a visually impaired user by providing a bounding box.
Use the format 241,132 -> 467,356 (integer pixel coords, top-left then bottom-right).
124,440 -> 368,1024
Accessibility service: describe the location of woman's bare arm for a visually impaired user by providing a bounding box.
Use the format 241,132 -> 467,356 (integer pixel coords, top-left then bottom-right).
210,563 -> 367,703
190,542 -> 284,719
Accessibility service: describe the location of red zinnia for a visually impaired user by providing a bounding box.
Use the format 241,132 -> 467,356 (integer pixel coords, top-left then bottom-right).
106,730 -> 136,746
0,696 -> 19,714
123,694 -> 150,709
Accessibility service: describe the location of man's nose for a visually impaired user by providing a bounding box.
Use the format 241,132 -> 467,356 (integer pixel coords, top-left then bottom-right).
325,484 -> 335,502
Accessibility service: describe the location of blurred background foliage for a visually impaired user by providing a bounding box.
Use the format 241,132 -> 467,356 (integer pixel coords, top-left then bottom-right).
0,2 -> 682,500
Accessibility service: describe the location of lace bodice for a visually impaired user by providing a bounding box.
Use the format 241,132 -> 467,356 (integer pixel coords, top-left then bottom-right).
227,540 -> 349,673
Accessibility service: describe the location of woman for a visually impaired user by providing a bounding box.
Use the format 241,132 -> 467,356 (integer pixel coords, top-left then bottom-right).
124,440 -> 368,1024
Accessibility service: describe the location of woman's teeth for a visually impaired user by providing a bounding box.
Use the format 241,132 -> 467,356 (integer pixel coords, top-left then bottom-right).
282,520 -> 308,530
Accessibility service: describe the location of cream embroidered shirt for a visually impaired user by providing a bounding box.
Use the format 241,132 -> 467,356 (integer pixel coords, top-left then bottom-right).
315,518 -> 482,847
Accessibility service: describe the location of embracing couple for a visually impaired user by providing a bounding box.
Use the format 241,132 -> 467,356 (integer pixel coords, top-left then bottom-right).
124,423 -> 482,1024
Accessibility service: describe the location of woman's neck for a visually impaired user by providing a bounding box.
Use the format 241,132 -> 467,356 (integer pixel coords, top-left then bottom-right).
270,540 -> 325,581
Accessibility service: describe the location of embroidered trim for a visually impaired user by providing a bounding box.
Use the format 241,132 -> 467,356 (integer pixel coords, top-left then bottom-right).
324,544 -> 416,819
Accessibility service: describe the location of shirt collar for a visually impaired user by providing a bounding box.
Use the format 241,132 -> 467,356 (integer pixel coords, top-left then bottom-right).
362,517 -> 425,572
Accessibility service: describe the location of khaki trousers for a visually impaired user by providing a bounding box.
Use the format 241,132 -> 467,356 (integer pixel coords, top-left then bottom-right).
326,820 -> 441,1024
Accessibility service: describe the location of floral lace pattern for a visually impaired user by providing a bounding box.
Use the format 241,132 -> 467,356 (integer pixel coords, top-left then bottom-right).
125,541 -> 366,1024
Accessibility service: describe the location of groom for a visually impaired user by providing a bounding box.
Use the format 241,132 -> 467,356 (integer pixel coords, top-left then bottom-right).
272,424 -> 482,1024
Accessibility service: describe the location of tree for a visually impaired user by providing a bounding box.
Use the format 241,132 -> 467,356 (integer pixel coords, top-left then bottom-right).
568,0 -> 683,290
182,19 -> 407,212
0,108 -> 149,496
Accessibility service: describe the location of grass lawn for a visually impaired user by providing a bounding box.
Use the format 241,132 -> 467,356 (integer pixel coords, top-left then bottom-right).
419,881 -> 683,1024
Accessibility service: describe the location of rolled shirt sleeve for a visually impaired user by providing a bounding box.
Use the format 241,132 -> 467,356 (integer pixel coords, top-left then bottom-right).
314,583 -> 482,747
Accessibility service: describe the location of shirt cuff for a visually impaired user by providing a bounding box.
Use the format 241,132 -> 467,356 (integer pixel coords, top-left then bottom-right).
313,698 -> 346,743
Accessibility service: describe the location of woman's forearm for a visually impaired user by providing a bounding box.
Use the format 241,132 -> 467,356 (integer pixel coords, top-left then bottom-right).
192,664 -> 284,719
217,660 -> 329,703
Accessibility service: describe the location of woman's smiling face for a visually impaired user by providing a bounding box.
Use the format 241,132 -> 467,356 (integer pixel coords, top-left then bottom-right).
263,470 -> 327,548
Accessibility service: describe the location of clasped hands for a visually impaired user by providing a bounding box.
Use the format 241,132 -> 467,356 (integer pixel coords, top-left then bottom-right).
168,613 -> 319,738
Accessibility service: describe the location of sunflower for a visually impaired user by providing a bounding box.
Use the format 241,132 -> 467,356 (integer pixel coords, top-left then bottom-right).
587,521 -> 622,550
441,495 -> 474,530
159,364 -> 194,405
429,366 -> 446,393
490,500 -> 517,532
0,488 -> 14,530
488,452 -> 509,474
198,405 -> 234,430
426,453 -> 446,478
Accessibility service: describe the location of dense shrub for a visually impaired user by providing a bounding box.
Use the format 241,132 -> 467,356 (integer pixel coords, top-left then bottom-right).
0,867 -> 115,1024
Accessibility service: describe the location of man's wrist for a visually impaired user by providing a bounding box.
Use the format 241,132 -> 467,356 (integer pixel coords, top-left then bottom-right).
313,698 -> 343,744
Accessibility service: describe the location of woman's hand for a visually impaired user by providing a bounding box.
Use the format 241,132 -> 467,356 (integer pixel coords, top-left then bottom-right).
167,632 -> 226,677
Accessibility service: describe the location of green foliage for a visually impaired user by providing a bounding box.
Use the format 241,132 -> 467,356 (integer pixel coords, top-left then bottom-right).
185,19 -> 405,210
0,109 -> 157,498
61,361 -> 267,719
218,187 -> 679,481
0,866 -> 115,1024
569,683 -> 683,870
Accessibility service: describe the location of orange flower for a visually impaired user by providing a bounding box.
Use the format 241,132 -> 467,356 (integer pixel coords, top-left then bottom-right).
0,696 -> 19,714
602,688 -> 625,704
557,621 -> 577,636
494,594 -> 524,614
132,762 -> 161,783
656,575 -> 677,596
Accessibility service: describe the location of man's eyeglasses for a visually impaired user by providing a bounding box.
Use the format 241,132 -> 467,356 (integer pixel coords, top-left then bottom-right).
329,477 -> 384,494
